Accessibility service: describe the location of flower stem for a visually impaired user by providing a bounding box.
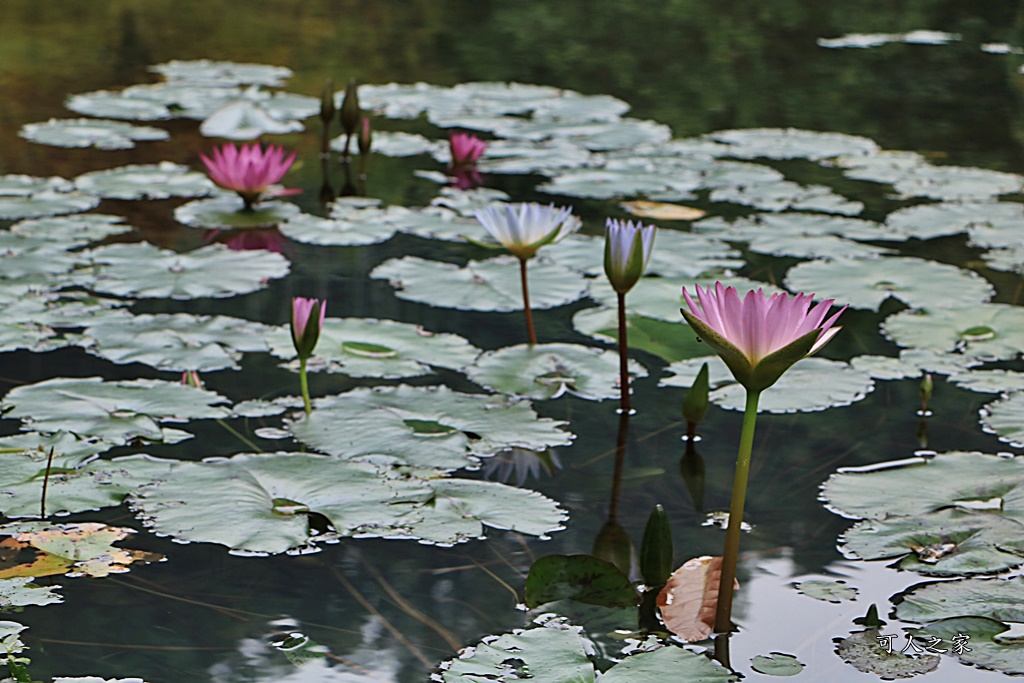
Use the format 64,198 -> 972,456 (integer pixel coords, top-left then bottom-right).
299,357 -> 312,415
715,388 -> 761,632
616,291 -> 631,414
519,257 -> 537,345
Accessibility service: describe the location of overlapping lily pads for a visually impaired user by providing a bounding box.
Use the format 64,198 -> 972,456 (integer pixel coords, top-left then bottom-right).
709,180 -> 864,215
65,89 -> 173,121
267,317 -> 480,378
19,118 -> 169,150
882,303 -> 1024,362
467,343 -> 646,401
785,257 -> 993,311
174,196 -> 301,229
1,377 -> 231,444
150,59 -> 294,87
886,202 -> 1024,243
545,232 -> 742,279
9,214 -> 133,247
74,162 -> 213,200
78,242 -> 290,299
706,128 -> 880,161
0,188 -> 99,220
130,452 -> 566,553
370,255 -> 589,312
289,384 -> 573,471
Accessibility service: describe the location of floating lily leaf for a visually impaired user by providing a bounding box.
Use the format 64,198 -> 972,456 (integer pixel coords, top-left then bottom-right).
362,81 -> 560,120
785,257 -> 993,311
0,174 -> 74,196
278,211 -> 395,247
849,355 -> 924,381
9,214 -> 132,247
120,81 -> 246,120
588,275 -> 780,325
3,522 -> 161,578
979,392 -> 1024,447
492,117 -> 672,151
751,653 -> 805,676
710,180 -> 864,215
131,452 -> 566,553
267,317 -> 480,379
83,313 -> 273,372
546,232 -> 742,279
467,343 -> 646,401
573,309 -> 704,363
199,92 -> 314,139
835,628 -> 940,679
347,130 -> 437,157
949,369 -> 1024,394
892,164 -> 1023,201
150,59 -> 293,86
707,128 -> 879,161
174,196 -> 301,229
66,89 -> 173,120
79,243 -> 290,299
74,162 -> 213,200
982,246 -> 1024,274
818,30 -> 960,48
661,356 -> 874,413
289,384 -> 573,471
384,205 -> 481,242
370,255 -> 588,312
899,577 -> 1024,675
694,212 -> 893,242
885,202 -> 1022,243
882,303 -> 1024,362
0,453 -> 179,518
831,149 -> 928,184
0,431 -> 114,462
476,138 -> 592,175
0,291 -> 129,353
19,118 -> 168,150
795,579 -> 858,603
231,400 -> 288,419
2,377 -> 230,444
431,186 -> 511,217
597,642 -> 739,683
537,166 -> 701,200
751,232 -> 891,259
0,233 -> 82,279
0,577 -> 62,608
0,190 -> 100,220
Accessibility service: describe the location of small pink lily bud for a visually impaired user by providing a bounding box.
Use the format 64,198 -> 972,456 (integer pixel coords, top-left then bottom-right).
291,297 -> 326,360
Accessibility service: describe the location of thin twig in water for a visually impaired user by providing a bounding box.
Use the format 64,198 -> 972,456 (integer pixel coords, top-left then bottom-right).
40,446 -> 55,519
361,558 -> 462,652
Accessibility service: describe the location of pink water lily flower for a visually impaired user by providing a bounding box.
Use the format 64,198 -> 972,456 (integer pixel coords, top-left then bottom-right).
290,297 -> 326,361
449,132 -> 487,167
681,282 -> 846,392
200,142 -> 300,209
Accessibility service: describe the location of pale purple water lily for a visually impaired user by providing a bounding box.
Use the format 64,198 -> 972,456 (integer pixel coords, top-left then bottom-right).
290,297 -> 326,361
604,218 -> 656,294
200,142 -> 300,209
449,132 -> 487,167
473,202 -> 581,261
680,282 -> 846,392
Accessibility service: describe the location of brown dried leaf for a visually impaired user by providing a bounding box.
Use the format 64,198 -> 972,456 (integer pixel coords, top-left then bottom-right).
0,537 -> 73,579
656,555 -> 736,642
620,200 -> 706,221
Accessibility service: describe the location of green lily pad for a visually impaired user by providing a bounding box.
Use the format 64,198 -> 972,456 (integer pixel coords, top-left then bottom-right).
0,291 -> 129,352
899,577 -> 1024,675
79,242 -> 290,299
278,210 -> 396,247
835,628 -> 940,679
832,150 -> 928,184
979,392 -> 1024,447
74,162 -> 213,200
0,190 -> 100,220
347,130 -> 437,157
785,257 -> 993,311
524,555 -> 638,608
882,303 -> 1024,362
493,117 -> 672,151
982,246 -> 1024,274
130,452 -> 566,553
695,212 -> 894,243
949,369 -> 1024,394
886,202 -> 1024,243
174,196 -> 301,229
849,355 -> 925,381
545,232 -> 742,279
709,180 -> 864,215
0,578 -> 63,608
477,138 -> 593,175
19,118 -> 168,149
65,89 -> 173,120
661,356 -> 874,413
83,313 -> 273,372
750,653 -> 805,676
0,431 -> 115,462
150,59 -> 293,86
267,317 -> 480,379
370,255 -> 589,312
289,384 -> 573,471
0,174 -> 75,196
467,343 -> 647,401
199,94 -> 313,139
537,166 -> 701,200
0,233 -> 82,279
795,579 -> 858,603
2,377 -> 230,444
892,164 -> 1023,201
9,214 -> 133,247
707,128 -> 879,161
572,309 -> 705,363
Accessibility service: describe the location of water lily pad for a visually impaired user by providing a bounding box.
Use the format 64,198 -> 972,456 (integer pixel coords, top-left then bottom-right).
0,577 -> 62,608
0,232 -> 82,279
0,190 -> 100,220
150,59 -> 293,86
886,202 -> 1024,243
347,130 -> 437,157
83,313 -> 273,372
573,309 -> 704,363
9,214 -> 133,246
982,246 -> 1024,274
835,628 -> 940,679
278,210 -> 396,247
74,162 -> 213,200
662,356 -> 873,413
19,118 -> 168,150
818,30 -> 960,48
949,369 -> 1024,394
751,653 -> 805,676
79,242 -> 290,299
267,317 -> 480,379
545,232 -> 742,279
467,343 -> 647,401
130,452 -> 566,553
537,165 -> 702,200
476,138 -> 593,175
0,431 -> 114,462
882,303 -> 1024,362
694,212 -> 893,243
65,90 -> 172,120
199,93 -> 314,139
289,384 -> 573,471
849,355 -> 924,381
493,117 -> 672,151
2,377 -> 230,444
370,255 -> 589,312
795,579 -> 858,603
709,180 -> 864,215
832,150 -> 929,184
174,196 -> 301,229
524,555 -> 637,609
707,128 -> 879,161
892,165 -> 1023,201
979,392 -> 1024,448
785,257 -> 993,311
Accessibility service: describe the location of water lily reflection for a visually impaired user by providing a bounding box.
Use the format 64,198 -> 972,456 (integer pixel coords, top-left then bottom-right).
482,448 -> 561,487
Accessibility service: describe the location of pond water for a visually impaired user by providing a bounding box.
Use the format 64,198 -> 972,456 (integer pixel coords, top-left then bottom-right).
2,2 -> 1024,682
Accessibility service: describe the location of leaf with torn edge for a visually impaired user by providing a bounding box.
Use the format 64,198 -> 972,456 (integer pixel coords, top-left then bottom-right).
656,556 -> 736,642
